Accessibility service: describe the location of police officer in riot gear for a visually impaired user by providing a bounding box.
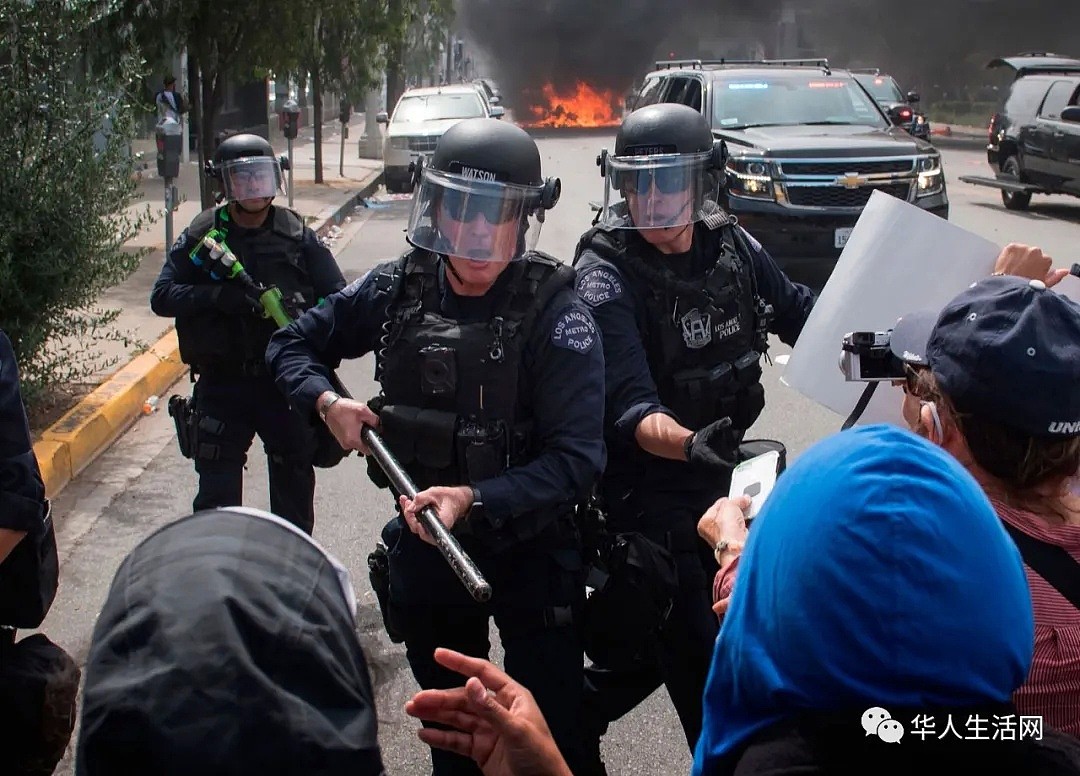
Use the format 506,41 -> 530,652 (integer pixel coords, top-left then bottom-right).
267,118 -> 606,776
573,103 -> 816,765
150,133 -> 346,535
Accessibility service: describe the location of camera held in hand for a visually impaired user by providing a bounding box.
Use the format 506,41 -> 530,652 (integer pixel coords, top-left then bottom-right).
838,330 -> 906,382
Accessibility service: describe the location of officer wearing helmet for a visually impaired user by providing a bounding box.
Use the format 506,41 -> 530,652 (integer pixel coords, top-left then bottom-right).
267,118 -> 605,775
150,133 -> 346,535
572,103 -> 817,766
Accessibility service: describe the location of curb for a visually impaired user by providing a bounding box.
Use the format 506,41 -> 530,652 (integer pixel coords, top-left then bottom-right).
32,168 -> 384,499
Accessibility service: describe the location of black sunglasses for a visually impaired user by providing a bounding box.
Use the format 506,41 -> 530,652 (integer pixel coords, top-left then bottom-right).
440,188 -> 520,224
618,166 -> 692,195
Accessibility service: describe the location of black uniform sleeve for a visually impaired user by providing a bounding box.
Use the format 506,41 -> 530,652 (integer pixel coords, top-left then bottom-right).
301,229 -> 347,299
149,229 -> 218,317
0,331 -> 45,532
574,252 -> 678,442
471,289 -> 606,528
738,226 -> 817,347
267,267 -> 391,418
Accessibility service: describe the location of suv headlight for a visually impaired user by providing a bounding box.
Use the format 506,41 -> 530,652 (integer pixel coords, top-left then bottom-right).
726,157 -> 775,200
916,154 -> 943,196
389,136 -> 410,150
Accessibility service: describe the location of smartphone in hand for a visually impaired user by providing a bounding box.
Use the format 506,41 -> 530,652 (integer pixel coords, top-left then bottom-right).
728,450 -> 781,521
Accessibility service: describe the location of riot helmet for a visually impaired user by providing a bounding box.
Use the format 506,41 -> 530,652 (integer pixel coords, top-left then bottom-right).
406,118 -> 560,262
213,133 -> 286,205
598,103 -> 727,230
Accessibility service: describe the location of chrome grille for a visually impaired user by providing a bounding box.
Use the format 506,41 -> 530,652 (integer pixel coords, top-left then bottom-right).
779,159 -> 914,176
786,183 -> 911,208
407,136 -> 439,152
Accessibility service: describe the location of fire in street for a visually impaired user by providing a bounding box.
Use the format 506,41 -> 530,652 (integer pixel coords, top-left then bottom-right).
521,81 -> 624,128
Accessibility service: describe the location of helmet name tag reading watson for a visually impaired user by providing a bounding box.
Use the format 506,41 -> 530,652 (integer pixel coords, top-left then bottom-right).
405,119 -> 561,263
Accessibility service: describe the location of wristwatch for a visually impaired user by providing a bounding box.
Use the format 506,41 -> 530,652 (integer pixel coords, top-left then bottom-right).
466,486 -> 486,524
317,392 -> 342,422
714,538 -> 744,565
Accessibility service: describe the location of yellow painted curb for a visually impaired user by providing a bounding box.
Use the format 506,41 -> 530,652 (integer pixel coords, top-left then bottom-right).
32,329 -> 187,498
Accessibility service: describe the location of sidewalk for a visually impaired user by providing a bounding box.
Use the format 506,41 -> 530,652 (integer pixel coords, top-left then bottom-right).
33,116 -> 384,497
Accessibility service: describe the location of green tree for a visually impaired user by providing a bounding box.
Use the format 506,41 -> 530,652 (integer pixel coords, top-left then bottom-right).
289,0 -> 392,183
385,0 -> 453,113
0,0 -> 153,404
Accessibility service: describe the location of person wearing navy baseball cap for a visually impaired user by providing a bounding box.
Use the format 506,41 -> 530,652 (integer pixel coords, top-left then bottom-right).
891,274 -> 1080,738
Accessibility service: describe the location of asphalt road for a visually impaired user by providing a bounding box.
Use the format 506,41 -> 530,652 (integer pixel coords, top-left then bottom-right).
45,136 -> 1080,775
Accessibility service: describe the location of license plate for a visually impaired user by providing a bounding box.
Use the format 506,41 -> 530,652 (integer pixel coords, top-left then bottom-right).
835,227 -> 854,249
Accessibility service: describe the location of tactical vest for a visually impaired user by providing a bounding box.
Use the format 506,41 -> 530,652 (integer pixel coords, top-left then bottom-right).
374,250 -> 575,495
176,205 -> 315,375
574,215 -> 772,433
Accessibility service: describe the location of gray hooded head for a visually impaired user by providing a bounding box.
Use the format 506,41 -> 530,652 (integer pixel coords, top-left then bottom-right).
76,507 -> 385,776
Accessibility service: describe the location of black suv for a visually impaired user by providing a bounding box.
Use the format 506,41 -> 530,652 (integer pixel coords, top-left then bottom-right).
851,69 -> 930,140
962,53 -> 1080,211
629,59 -> 949,282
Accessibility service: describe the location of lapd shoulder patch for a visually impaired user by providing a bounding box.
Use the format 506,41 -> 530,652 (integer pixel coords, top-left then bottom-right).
551,306 -> 598,354
575,266 -> 624,308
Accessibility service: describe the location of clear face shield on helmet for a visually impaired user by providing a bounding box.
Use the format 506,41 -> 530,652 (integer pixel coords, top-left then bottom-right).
599,150 -> 719,230
219,156 -> 286,202
405,166 -> 546,262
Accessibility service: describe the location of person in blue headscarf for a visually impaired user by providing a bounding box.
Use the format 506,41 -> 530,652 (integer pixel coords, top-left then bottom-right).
693,424 -> 1058,774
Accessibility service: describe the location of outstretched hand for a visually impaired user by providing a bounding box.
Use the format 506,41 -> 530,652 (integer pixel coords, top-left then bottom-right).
405,648 -> 573,776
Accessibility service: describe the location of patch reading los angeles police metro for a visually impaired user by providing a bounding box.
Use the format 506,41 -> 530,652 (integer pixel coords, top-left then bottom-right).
551,308 -> 597,353
576,267 -> 623,307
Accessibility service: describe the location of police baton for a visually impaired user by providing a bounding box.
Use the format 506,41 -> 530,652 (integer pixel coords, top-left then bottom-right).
359,425 -> 493,603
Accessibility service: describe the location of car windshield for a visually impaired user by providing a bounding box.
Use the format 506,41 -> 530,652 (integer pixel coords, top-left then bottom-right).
854,74 -> 906,103
393,93 -> 486,123
712,74 -> 888,130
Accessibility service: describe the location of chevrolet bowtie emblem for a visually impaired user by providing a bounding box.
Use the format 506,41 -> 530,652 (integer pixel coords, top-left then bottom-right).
836,173 -> 867,189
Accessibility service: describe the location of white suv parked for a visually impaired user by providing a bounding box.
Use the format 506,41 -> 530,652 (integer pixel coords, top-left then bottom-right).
378,84 -> 505,193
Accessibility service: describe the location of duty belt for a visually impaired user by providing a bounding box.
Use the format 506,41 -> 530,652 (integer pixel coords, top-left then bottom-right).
191,360 -> 269,379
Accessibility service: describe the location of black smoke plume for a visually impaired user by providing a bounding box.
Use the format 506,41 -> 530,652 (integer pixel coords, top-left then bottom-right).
455,0 -> 1079,115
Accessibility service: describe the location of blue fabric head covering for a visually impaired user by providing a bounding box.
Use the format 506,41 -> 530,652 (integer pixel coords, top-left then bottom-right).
693,425 -> 1034,775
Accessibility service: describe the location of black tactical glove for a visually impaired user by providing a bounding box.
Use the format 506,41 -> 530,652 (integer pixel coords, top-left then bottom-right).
683,416 -> 740,474
212,284 -> 263,315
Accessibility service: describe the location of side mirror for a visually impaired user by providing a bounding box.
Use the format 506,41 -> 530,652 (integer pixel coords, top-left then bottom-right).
1061,106 -> 1080,123
490,105 -> 505,119
376,111 -> 389,124
888,104 -> 913,124
906,91 -> 921,104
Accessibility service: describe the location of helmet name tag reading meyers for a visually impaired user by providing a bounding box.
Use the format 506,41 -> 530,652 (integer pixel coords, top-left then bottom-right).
598,103 -> 726,231
406,119 -> 560,262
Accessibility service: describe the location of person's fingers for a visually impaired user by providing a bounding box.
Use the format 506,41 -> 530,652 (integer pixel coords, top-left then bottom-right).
434,648 -> 514,695
406,702 -> 485,733
713,598 -> 730,616
411,490 -> 440,510
1046,268 -> 1070,288
464,676 -> 516,729
406,688 -> 471,717
417,727 -> 475,759
401,505 -> 423,537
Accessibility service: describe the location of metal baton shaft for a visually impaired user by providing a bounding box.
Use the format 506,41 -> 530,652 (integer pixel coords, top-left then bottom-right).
360,426 -> 493,603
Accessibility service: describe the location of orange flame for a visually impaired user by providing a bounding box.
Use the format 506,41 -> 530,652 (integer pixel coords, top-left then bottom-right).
522,82 -> 623,128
